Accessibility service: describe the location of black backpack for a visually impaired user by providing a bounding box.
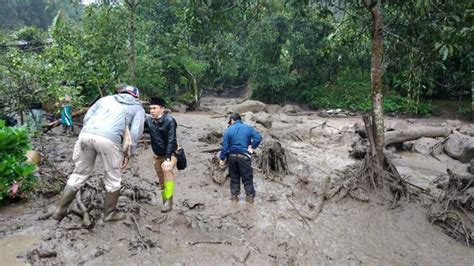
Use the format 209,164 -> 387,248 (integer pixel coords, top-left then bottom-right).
176,147 -> 187,170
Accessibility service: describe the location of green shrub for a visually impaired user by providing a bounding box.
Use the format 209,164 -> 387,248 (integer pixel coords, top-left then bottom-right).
303,79 -> 432,116
0,120 -> 37,203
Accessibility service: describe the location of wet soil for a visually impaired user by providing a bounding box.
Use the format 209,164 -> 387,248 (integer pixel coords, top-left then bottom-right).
0,97 -> 473,265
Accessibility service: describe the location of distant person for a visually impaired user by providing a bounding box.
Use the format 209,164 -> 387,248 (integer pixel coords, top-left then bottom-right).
52,86 -> 145,222
220,113 -> 262,203
28,101 -> 43,134
145,97 -> 179,213
0,115 -> 17,126
60,95 -> 74,135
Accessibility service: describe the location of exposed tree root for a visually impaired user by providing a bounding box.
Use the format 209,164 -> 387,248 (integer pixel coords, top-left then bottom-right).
208,155 -> 228,185
428,169 -> 474,246
255,139 -> 289,180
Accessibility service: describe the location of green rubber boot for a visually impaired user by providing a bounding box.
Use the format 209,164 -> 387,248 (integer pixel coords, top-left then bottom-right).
52,185 -> 78,221
103,190 -> 126,222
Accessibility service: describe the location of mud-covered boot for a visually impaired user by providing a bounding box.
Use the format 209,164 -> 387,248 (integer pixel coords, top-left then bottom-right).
230,194 -> 239,202
161,191 -> 166,204
161,197 -> 173,213
52,185 -> 78,221
161,181 -> 174,213
246,195 -> 254,204
103,190 -> 126,222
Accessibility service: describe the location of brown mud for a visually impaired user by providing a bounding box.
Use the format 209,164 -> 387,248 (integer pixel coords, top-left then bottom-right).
0,97 -> 473,265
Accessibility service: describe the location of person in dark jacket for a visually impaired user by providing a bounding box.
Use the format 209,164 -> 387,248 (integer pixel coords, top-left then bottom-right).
220,113 -> 262,203
145,97 -> 178,212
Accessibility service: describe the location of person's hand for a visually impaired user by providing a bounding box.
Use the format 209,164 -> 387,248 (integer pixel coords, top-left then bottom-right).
219,160 -> 226,169
162,160 -> 173,172
247,146 -> 254,155
121,155 -> 130,170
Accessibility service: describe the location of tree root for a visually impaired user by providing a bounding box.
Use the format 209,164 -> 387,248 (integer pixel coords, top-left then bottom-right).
428,168 -> 474,246
256,140 -> 289,180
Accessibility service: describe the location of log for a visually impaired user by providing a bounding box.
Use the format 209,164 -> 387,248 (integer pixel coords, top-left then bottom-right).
384,127 -> 450,147
43,108 -> 89,133
200,147 -> 222,153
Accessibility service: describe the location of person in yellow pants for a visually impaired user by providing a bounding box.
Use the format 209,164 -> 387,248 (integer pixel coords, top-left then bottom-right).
145,97 -> 178,213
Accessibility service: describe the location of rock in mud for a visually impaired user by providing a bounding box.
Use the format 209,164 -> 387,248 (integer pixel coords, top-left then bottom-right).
254,111 -> 273,129
226,100 -> 267,114
199,130 -> 223,144
281,104 -> 301,114
459,124 -> 474,137
444,132 -> 474,163
412,137 -> 441,155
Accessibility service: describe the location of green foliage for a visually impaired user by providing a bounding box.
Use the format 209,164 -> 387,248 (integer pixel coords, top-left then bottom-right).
303,78 -> 372,112
0,0 -> 83,30
0,121 -> 37,202
0,0 -> 470,118
303,76 -> 433,116
0,42 -> 47,115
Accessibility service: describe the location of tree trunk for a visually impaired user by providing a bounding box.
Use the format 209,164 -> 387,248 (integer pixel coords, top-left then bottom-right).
471,70 -> 473,121
364,0 -> 384,167
384,127 -> 450,146
184,66 -> 200,109
192,75 -> 199,108
126,0 -> 141,84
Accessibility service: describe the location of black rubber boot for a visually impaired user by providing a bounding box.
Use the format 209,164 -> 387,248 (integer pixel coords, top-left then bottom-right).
103,190 -> 126,222
52,185 -> 78,221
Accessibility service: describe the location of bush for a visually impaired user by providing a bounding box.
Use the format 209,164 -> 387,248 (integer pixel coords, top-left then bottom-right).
0,120 -> 37,203
302,79 -> 372,111
303,79 -> 432,116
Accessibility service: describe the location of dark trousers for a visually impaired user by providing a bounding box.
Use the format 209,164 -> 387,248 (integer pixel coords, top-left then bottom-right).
228,153 -> 255,197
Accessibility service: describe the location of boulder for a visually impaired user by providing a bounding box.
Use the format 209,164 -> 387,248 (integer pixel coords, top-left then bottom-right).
445,119 -> 462,127
281,104 -> 301,114
241,112 -> 257,126
444,132 -> 474,163
459,124 -> 474,137
412,137 -> 440,155
265,104 -> 281,114
170,104 -> 187,113
277,113 -> 291,124
254,111 -> 273,129
226,100 -> 266,114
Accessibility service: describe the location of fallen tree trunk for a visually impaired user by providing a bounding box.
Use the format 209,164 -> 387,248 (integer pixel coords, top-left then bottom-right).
384,127 -> 450,147
43,108 -> 89,133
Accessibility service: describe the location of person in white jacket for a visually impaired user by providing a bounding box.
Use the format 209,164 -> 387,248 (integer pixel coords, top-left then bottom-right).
52,85 -> 145,222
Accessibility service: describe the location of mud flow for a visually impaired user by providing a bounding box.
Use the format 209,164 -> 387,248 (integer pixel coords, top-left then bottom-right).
1,97 -> 472,265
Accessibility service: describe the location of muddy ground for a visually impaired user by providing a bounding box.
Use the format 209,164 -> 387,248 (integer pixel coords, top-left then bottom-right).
0,97 -> 473,265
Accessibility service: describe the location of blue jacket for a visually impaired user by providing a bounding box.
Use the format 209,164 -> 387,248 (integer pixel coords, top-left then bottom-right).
220,120 -> 262,160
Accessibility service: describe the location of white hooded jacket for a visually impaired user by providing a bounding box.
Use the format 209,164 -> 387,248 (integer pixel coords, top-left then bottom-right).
80,93 -> 145,155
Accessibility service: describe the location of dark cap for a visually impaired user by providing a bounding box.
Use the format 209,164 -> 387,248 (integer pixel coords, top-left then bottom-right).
228,113 -> 241,124
150,97 -> 166,107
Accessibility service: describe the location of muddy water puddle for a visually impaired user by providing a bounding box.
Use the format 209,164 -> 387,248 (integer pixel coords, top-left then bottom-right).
0,234 -> 42,265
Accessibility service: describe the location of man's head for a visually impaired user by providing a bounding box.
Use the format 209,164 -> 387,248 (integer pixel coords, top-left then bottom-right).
149,97 -> 166,118
120,85 -> 140,98
228,113 -> 241,125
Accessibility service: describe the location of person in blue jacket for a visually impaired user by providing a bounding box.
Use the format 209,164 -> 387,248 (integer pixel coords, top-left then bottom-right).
219,113 -> 262,203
